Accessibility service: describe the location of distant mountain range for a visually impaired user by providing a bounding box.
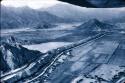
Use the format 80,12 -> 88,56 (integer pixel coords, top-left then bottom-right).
1,4 -> 125,29
1,5 -> 66,29
43,3 -> 89,21
44,3 -> 125,23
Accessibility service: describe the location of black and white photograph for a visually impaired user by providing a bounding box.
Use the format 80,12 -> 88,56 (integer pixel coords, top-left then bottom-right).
0,0 -> 125,83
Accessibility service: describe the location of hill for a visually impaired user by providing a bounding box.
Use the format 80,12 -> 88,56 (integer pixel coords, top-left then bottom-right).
76,19 -> 117,32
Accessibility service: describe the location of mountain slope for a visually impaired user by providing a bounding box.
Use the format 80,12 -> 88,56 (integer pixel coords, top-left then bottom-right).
44,3 -> 88,21
44,3 -> 125,22
0,42 -> 42,74
1,5 -> 65,29
76,19 -> 117,32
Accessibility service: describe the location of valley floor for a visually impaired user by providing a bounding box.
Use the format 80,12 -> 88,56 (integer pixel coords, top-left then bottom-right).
45,33 -> 125,83
1,23 -> 125,83
18,32 -> 125,83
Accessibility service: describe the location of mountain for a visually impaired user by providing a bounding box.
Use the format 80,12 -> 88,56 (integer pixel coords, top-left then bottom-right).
1,5 -> 65,29
76,19 -> 117,32
44,3 -> 125,23
44,3 -> 88,21
0,42 -> 42,74
1,5 -> 125,29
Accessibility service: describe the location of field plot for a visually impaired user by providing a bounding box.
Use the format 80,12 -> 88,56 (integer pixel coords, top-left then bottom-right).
108,40 -> 125,66
43,33 -> 125,83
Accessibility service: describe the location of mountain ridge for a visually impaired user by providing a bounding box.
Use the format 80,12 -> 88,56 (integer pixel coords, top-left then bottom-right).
76,19 -> 117,32
0,42 -> 42,74
43,3 -> 125,23
1,5 -> 66,29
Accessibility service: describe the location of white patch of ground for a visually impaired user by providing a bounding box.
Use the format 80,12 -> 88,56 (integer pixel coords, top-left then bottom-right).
52,33 -> 72,39
24,62 -> 36,75
1,73 -> 16,81
92,41 -> 119,55
53,23 -> 82,30
23,42 -> 72,53
69,42 -> 94,61
1,28 -> 32,34
71,76 -> 83,83
71,75 -> 97,83
82,78 -> 97,83
6,50 -> 15,70
90,64 -> 125,81
57,54 -> 67,63
1,65 -> 27,77
71,61 -> 86,72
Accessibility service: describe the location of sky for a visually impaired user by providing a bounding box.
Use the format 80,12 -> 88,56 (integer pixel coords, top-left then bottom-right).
1,0 -> 125,10
1,0 -> 62,9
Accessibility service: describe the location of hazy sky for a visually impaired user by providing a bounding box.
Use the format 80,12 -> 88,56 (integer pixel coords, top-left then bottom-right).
1,0 -> 62,9
1,0 -> 125,11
